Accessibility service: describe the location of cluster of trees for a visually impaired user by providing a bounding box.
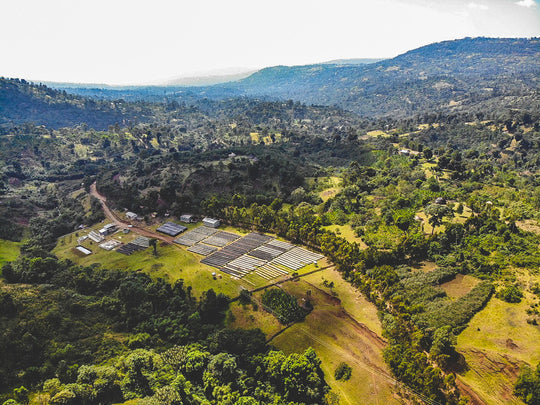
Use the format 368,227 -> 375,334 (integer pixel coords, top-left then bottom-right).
25,345 -> 328,405
261,288 -> 307,324
0,252 -> 230,393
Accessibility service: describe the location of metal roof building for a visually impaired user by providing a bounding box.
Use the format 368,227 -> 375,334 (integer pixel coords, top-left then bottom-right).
156,222 -> 187,237
202,217 -> 221,228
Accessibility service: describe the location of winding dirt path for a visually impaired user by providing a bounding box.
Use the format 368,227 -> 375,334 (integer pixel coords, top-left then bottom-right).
89,182 -> 175,244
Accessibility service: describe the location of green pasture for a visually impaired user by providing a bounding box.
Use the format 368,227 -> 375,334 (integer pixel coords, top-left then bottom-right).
0,239 -> 21,268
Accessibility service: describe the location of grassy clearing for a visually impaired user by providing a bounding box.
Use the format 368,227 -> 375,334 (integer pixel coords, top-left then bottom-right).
53,233 -> 245,298
226,301 -> 283,337
271,278 -> 397,405
456,288 -> 540,404
457,297 -> 540,365
516,219 -> 540,235
323,224 -> 368,248
0,239 -> 21,267
312,176 -> 342,202
441,274 -> 480,299
302,267 -> 383,336
250,132 -> 259,143
366,130 -> 389,138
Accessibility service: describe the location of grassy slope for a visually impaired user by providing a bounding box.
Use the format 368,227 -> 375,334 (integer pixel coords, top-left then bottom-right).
456,283 -> 540,404
302,266 -> 382,336
0,240 -> 21,268
270,278 -> 397,405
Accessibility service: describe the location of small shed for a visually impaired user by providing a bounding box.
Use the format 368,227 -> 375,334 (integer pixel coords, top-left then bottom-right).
99,223 -> 117,236
180,214 -> 195,223
126,211 -> 138,220
203,217 -> 221,228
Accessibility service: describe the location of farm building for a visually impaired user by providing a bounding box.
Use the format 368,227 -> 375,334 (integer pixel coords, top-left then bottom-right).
203,217 -> 220,228
75,246 -> 92,256
180,214 -> 195,223
99,223 -> 118,236
99,240 -> 121,251
126,211 -> 138,220
88,231 -> 104,243
156,222 -> 187,237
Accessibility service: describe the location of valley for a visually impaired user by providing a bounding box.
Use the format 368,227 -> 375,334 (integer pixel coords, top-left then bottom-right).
0,36 -> 539,405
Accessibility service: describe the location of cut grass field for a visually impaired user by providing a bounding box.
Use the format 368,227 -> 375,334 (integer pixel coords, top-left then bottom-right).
270,278 -> 398,405
0,239 -> 21,268
456,290 -> 540,404
301,267 -> 382,336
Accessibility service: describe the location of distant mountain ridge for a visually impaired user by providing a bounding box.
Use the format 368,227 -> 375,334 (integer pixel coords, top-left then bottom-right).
7,37 -> 540,121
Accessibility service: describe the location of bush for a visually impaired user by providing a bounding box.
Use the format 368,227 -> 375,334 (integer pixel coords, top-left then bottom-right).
261,288 -> 305,324
497,285 -> 523,303
334,362 -> 352,381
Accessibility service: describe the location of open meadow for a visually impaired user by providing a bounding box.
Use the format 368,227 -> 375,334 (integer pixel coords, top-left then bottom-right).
456,284 -> 540,404
271,278 -> 398,405
0,240 -> 21,268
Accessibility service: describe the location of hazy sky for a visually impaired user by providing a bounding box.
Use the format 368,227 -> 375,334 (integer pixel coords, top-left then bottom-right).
1,0 -> 539,85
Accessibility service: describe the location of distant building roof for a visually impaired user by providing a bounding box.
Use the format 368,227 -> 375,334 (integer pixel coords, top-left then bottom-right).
203,217 -> 221,228
156,222 -> 187,236
88,231 -> 104,243
131,236 -> 150,248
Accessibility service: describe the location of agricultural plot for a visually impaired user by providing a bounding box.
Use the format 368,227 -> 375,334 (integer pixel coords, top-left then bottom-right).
202,231 -> 240,247
156,222 -> 187,236
249,243 -> 290,261
201,233 -> 272,271
173,226 -> 218,246
187,244 -> 218,256
99,239 -> 121,251
116,243 -> 146,255
131,236 -> 150,248
267,239 -> 295,251
222,255 -> 267,278
254,263 -> 289,280
270,247 -> 324,271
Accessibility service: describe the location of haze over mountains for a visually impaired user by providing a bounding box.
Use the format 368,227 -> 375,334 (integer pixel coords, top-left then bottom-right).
1,37 -> 539,129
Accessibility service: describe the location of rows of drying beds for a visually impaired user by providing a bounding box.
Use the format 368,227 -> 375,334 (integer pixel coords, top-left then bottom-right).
174,227 -> 323,279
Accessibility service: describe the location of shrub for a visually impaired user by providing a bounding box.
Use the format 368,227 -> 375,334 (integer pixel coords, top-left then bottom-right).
334,362 -> 352,381
497,285 -> 523,303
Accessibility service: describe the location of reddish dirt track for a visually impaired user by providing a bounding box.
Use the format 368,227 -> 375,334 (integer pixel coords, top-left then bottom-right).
89,182 -> 176,244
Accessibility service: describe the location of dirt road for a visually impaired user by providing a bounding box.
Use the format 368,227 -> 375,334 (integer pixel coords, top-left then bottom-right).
89,182 -> 175,244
